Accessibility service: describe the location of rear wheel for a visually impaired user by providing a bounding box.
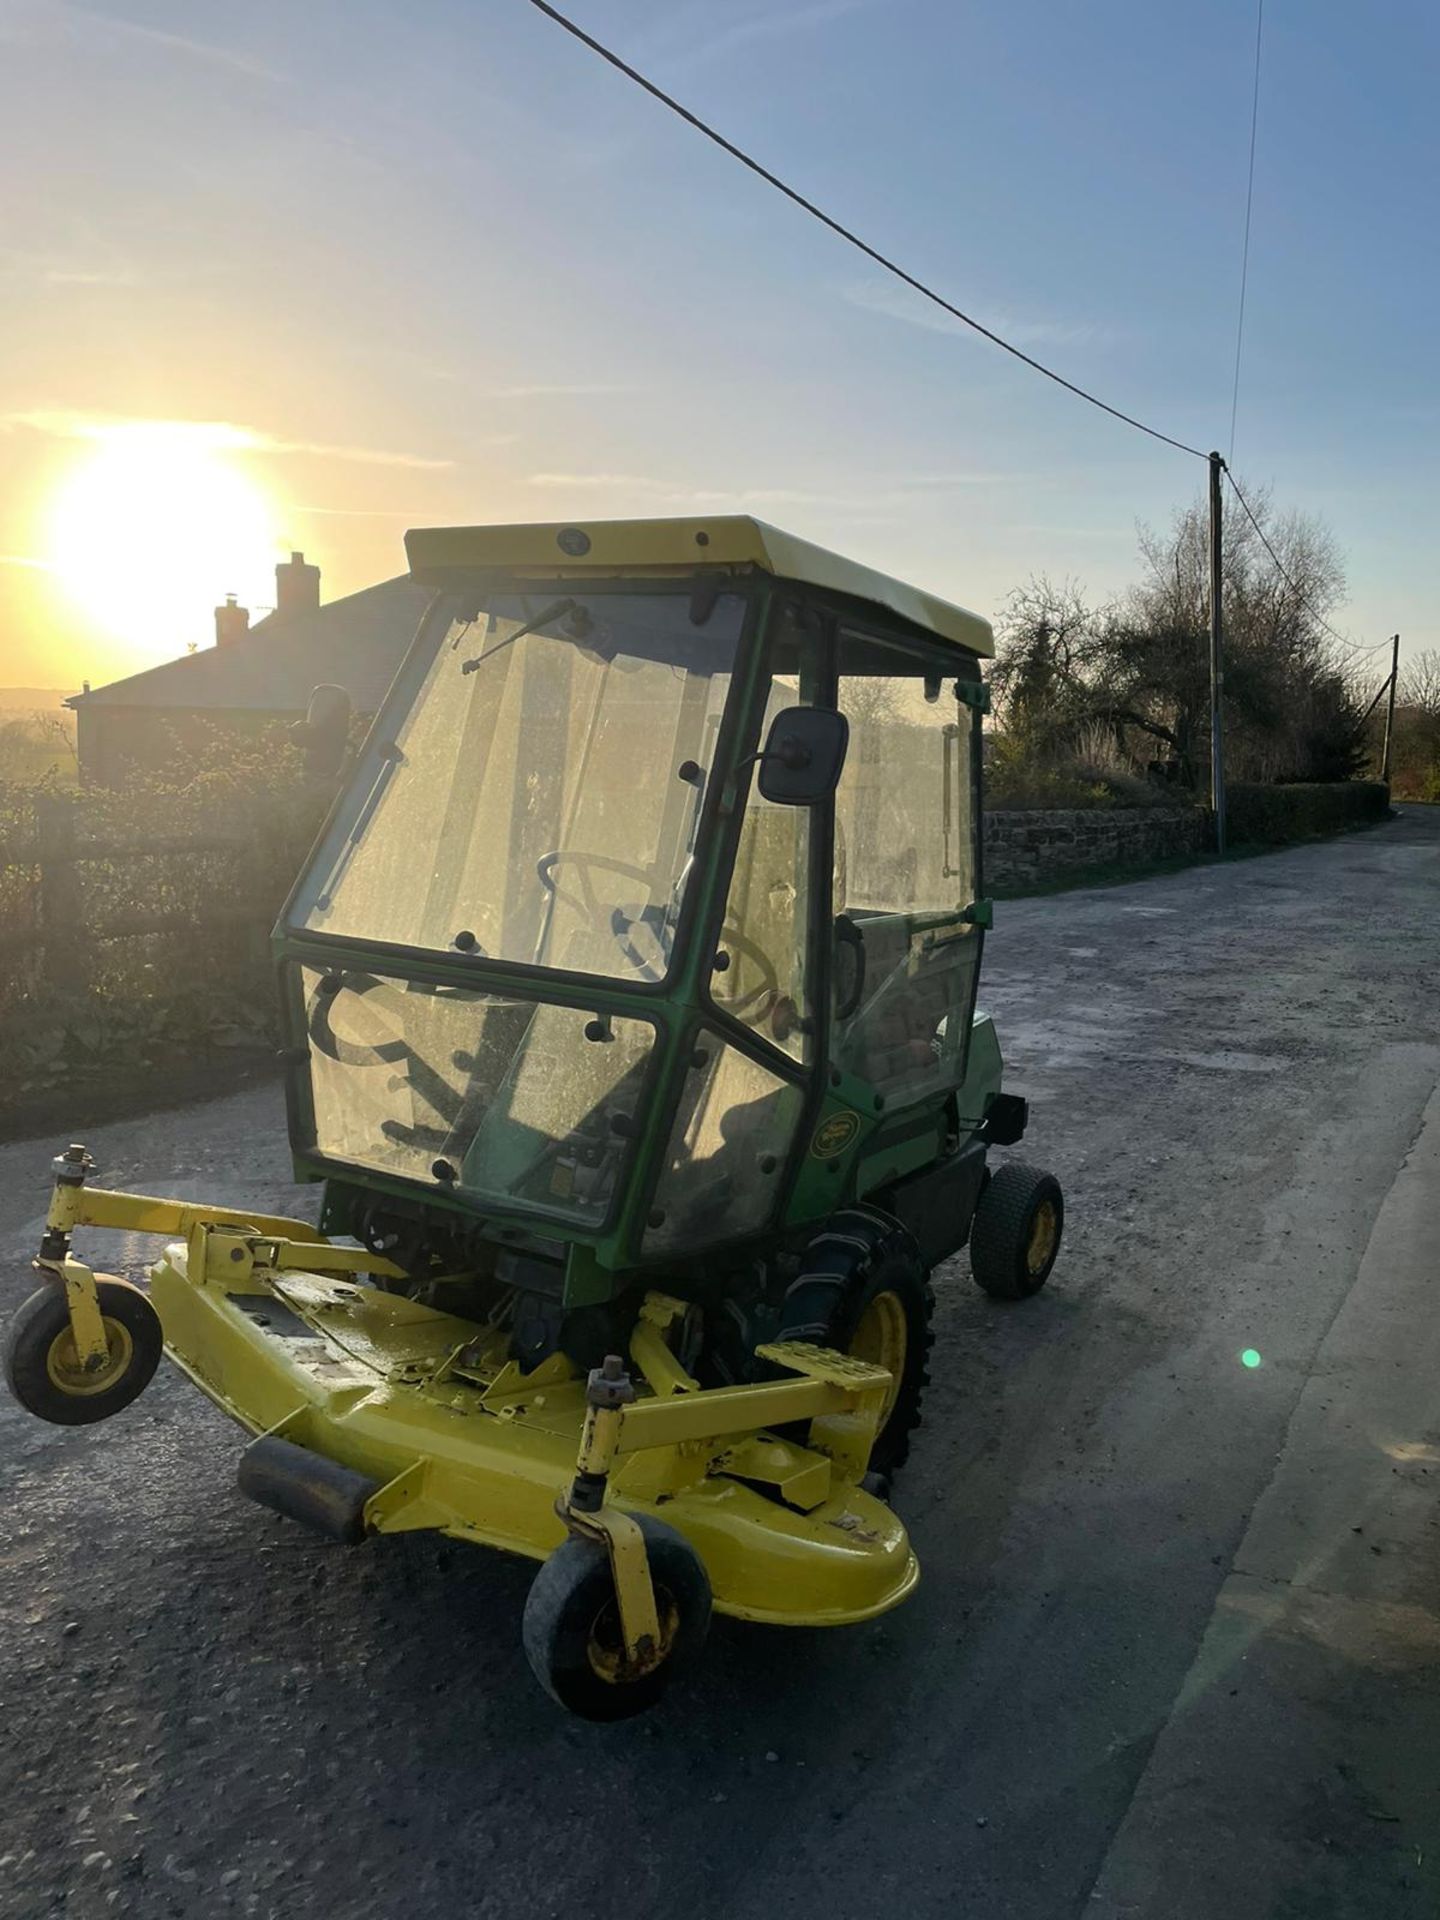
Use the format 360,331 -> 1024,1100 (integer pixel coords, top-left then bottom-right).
777,1209 -> 933,1474
969,1164 -> 1064,1301
4,1278 -> 163,1425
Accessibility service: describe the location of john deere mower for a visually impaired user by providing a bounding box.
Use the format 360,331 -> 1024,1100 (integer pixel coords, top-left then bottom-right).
5,517 -> 1063,1719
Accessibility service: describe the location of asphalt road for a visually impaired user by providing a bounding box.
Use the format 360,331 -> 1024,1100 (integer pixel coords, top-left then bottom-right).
3,811 -> 1439,1920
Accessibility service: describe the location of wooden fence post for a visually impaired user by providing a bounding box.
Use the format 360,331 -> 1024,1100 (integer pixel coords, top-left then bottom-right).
35,792 -> 85,992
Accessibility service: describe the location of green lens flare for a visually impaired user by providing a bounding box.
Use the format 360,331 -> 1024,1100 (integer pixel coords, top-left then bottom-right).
1240,1348 -> 1263,1370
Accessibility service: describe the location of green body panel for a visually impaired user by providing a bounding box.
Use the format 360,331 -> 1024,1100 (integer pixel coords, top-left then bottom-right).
956,1012 -> 1005,1125
856,1122 -> 949,1198
785,1076 -> 882,1224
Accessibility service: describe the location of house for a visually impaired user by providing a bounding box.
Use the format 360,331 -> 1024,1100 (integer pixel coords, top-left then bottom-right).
68,553 -> 432,785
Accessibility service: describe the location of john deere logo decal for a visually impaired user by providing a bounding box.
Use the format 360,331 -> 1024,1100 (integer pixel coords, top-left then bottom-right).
811,1111 -> 860,1159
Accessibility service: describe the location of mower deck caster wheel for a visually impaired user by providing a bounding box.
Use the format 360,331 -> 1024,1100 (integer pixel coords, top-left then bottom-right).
522,1514 -> 712,1721
969,1164 -> 1064,1301
4,1278 -> 163,1425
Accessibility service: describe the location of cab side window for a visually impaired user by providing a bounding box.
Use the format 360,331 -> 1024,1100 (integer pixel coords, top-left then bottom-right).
832,634 -> 982,1106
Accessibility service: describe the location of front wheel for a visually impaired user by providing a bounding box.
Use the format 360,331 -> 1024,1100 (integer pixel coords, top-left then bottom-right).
522,1515 -> 712,1721
4,1277 -> 163,1425
969,1163 -> 1064,1300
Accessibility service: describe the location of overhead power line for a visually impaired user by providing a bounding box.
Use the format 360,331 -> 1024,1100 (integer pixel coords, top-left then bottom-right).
1223,467 -> 1393,658
526,2 -> 1393,681
1228,0 -> 1264,463
524,0 -> 1208,461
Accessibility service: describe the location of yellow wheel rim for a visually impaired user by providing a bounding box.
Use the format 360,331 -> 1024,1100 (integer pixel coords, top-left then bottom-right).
850,1290 -> 908,1429
44,1317 -> 133,1398
1026,1200 -> 1059,1278
587,1592 -> 680,1686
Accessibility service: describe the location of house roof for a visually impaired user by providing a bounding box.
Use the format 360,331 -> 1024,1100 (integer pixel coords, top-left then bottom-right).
406,515 -> 995,658
69,577 -> 434,713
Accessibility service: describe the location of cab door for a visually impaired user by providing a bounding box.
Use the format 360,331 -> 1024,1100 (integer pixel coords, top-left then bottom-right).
831,629 -> 986,1112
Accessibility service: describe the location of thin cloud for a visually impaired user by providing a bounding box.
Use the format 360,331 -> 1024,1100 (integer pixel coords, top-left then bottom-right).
262,437 -> 453,469
43,266 -> 137,287
843,280 -> 1124,350
294,505 -> 433,519
525,475 -> 902,526
998,523 -> 1129,542
3,410 -> 454,470
527,472 -> 1025,508
1,244 -> 241,289
528,472 -> 674,494
1,2 -> 284,83
640,0 -> 874,73
527,473 -> 819,502
895,471 -> 1032,491
0,554 -> 55,571
485,384 -> 629,401
0,250 -> 139,287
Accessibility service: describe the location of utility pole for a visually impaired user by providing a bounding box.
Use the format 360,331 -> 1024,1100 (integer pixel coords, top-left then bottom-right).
1380,633 -> 1400,786
1209,451 -> 1227,854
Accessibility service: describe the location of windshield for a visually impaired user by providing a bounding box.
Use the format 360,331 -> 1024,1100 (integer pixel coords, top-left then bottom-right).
294,588 -> 745,979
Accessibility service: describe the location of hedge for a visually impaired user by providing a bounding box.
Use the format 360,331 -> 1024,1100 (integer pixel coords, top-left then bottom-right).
1225,780 -> 1390,847
0,778 -> 327,1109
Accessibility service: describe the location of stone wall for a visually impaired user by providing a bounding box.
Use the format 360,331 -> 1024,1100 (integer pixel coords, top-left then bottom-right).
983,805 -> 1211,891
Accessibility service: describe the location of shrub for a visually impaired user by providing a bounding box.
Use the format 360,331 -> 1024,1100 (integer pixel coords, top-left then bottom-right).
1226,781 -> 1389,846
985,729 -> 1185,812
0,737 -> 331,1111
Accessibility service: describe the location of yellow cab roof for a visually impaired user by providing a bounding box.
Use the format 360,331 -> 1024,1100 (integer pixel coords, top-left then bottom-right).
404,515 -> 994,659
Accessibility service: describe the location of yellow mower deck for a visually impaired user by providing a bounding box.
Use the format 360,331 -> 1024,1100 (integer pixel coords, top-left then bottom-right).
48,1182 -> 917,1628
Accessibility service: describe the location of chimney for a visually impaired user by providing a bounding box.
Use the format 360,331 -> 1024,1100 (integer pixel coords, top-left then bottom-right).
214,593 -> 250,647
275,550 -> 321,619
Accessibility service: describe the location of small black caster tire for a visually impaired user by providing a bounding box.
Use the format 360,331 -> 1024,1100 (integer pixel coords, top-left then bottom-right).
969,1163 -> 1064,1301
4,1278 -> 163,1426
522,1514 -> 712,1721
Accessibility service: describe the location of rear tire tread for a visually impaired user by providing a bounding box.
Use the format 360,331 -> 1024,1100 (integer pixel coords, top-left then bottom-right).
777,1207 -> 934,1475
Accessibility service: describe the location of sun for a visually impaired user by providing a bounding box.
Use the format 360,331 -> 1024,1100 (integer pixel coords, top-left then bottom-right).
47,422 -> 280,665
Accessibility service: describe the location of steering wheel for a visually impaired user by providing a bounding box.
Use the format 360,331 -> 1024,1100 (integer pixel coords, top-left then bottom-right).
536,850 -> 664,971
537,849 -> 656,915
711,925 -> 784,1030
307,974 -> 483,1171
308,972 -> 413,1068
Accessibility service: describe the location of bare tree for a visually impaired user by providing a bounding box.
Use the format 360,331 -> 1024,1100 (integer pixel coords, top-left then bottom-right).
988,483 -> 1361,792
1400,649 -> 1440,715
1388,649 -> 1440,799
989,578 -> 1110,745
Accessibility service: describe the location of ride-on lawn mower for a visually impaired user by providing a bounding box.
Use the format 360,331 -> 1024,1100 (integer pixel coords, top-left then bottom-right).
6,517 -> 1063,1719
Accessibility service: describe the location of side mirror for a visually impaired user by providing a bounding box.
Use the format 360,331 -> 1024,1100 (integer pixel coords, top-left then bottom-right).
291,683 -> 353,780
756,706 -> 849,806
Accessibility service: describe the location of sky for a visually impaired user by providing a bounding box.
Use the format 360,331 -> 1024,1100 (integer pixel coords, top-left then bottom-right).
1,0 -> 1435,692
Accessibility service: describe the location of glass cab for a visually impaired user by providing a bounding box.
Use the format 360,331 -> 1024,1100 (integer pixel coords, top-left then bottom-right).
280,560 -> 986,1270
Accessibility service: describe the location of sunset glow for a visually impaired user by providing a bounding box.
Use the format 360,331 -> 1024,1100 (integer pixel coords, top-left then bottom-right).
46,423 -> 280,662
